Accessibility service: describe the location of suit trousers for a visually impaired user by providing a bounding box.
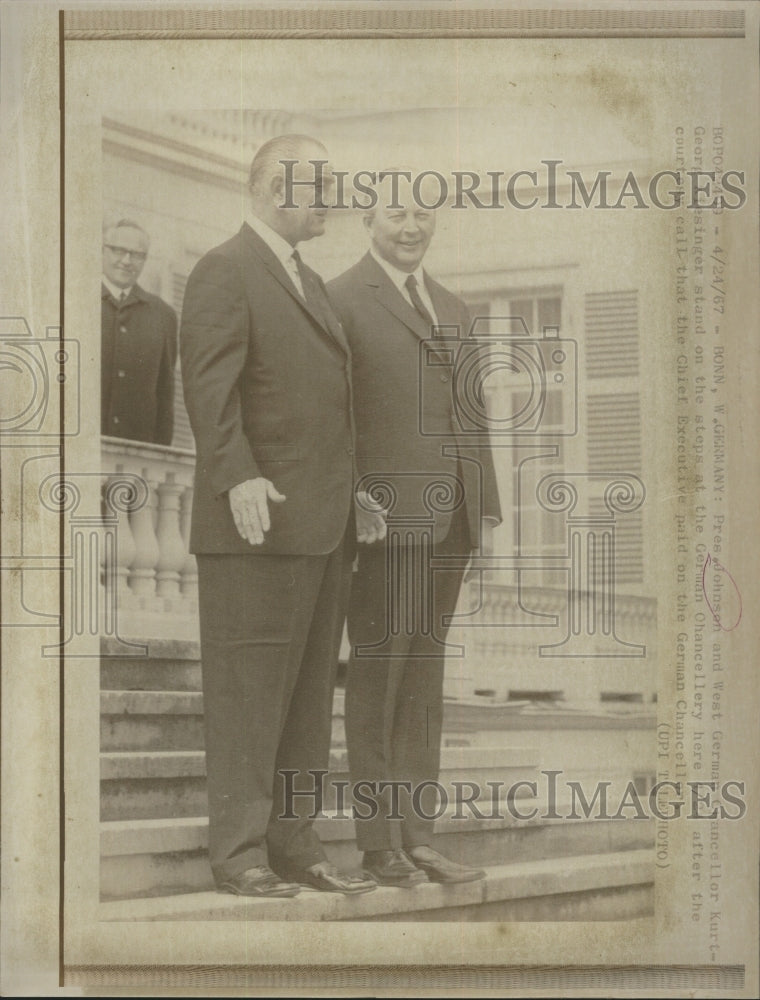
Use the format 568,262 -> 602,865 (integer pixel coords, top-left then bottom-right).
197,535 -> 352,883
345,505 -> 470,852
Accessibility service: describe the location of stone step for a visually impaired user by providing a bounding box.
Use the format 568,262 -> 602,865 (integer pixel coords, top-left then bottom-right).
100,746 -> 540,821
100,647 -> 346,697
101,691 -> 202,715
100,805 -> 654,901
101,690 -> 205,752
99,849 -> 654,921
101,690 -> 352,752
101,657 -> 202,692
99,680 -> 489,728
101,689 -> 350,718
100,745 -> 538,781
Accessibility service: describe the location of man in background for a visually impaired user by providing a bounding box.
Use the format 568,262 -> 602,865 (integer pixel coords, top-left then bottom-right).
101,218 -> 177,444
328,174 -> 502,888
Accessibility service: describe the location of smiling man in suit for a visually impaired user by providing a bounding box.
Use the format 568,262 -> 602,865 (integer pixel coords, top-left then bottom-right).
101,219 -> 177,444
328,174 -> 502,888
180,135 -> 376,898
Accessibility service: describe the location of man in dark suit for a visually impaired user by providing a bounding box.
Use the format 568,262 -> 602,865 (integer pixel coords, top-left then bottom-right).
180,135 -> 377,898
101,219 -> 177,444
328,177 -> 502,888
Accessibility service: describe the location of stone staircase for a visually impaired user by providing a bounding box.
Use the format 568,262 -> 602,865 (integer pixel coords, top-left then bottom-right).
100,638 -> 655,921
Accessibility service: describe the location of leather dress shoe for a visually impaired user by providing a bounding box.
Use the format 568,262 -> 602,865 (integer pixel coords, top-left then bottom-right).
362,849 -> 429,888
219,865 -> 300,898
287,860 -> 377,895
407,845 -> 485,884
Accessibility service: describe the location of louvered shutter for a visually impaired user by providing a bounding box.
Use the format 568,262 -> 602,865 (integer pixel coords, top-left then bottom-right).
585,290 -> 644,584
585,290 -> 639,379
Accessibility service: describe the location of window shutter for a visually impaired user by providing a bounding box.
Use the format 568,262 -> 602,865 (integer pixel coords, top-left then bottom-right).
584,290 -> 639,379
587,393 -> 643,584
585,288 -> 643,584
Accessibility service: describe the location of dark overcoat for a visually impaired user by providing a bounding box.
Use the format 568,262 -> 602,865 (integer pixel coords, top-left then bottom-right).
101,283 -> 177,445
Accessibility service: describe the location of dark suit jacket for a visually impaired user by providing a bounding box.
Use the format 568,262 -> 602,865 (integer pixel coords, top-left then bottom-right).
101,283 -> 177,444
180,222 -> 355,556
328,252 -> 501,546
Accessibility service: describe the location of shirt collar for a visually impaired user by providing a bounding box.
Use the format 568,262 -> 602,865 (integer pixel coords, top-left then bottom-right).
102,275 -> 134,301
370,248 -> 427,297
248,212 -> 298,271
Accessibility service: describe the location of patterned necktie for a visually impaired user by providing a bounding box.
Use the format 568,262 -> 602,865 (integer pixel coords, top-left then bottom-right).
405,273 -> 434,328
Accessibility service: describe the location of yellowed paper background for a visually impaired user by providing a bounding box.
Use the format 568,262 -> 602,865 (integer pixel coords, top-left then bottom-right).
1,2 -> 758,995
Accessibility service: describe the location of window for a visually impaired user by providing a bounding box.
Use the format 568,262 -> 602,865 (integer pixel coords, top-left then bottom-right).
508,293 -> 562,337
462,286 -> 567,568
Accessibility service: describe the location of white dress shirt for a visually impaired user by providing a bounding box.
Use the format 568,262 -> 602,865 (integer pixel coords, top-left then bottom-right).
369,248 -> 439,327
102,275 -> 133,302
247,213 -> 304,298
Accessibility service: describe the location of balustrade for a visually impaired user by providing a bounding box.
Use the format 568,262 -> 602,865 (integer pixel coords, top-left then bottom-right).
101,437 -> 198,641
57,441 -> 655,677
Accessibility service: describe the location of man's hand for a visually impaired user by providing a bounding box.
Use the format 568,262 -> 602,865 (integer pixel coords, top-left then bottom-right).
355,490 -> 388,544
464,517 -> 497,582
229,478 -> 286,546
479,518 -> 496,559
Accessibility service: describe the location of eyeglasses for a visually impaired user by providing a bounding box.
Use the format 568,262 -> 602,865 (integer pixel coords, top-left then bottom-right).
104,244 -> 147,263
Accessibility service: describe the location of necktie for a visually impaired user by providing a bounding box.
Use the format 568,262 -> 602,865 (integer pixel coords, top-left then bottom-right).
118,291 -> 126,306
405,273 -> 434,329
292,250 -> 331,329
287,250 -> 305,298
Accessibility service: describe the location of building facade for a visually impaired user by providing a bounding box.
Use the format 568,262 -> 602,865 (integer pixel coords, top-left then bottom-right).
101,108 -> 657,710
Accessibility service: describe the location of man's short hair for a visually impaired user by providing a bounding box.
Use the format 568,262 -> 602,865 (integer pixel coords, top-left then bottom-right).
104,218 -> 150,246
248,133 -> 326,193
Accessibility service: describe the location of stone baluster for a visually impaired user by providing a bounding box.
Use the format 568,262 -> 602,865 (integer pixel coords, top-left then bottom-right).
180,483 -> 198,605
100,439 -> 201,636
105,466 -> 137,613
128,468 -> 160,599
102,473 -> 148,652
41,472 -> 147,656
155,471 -> 187,598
